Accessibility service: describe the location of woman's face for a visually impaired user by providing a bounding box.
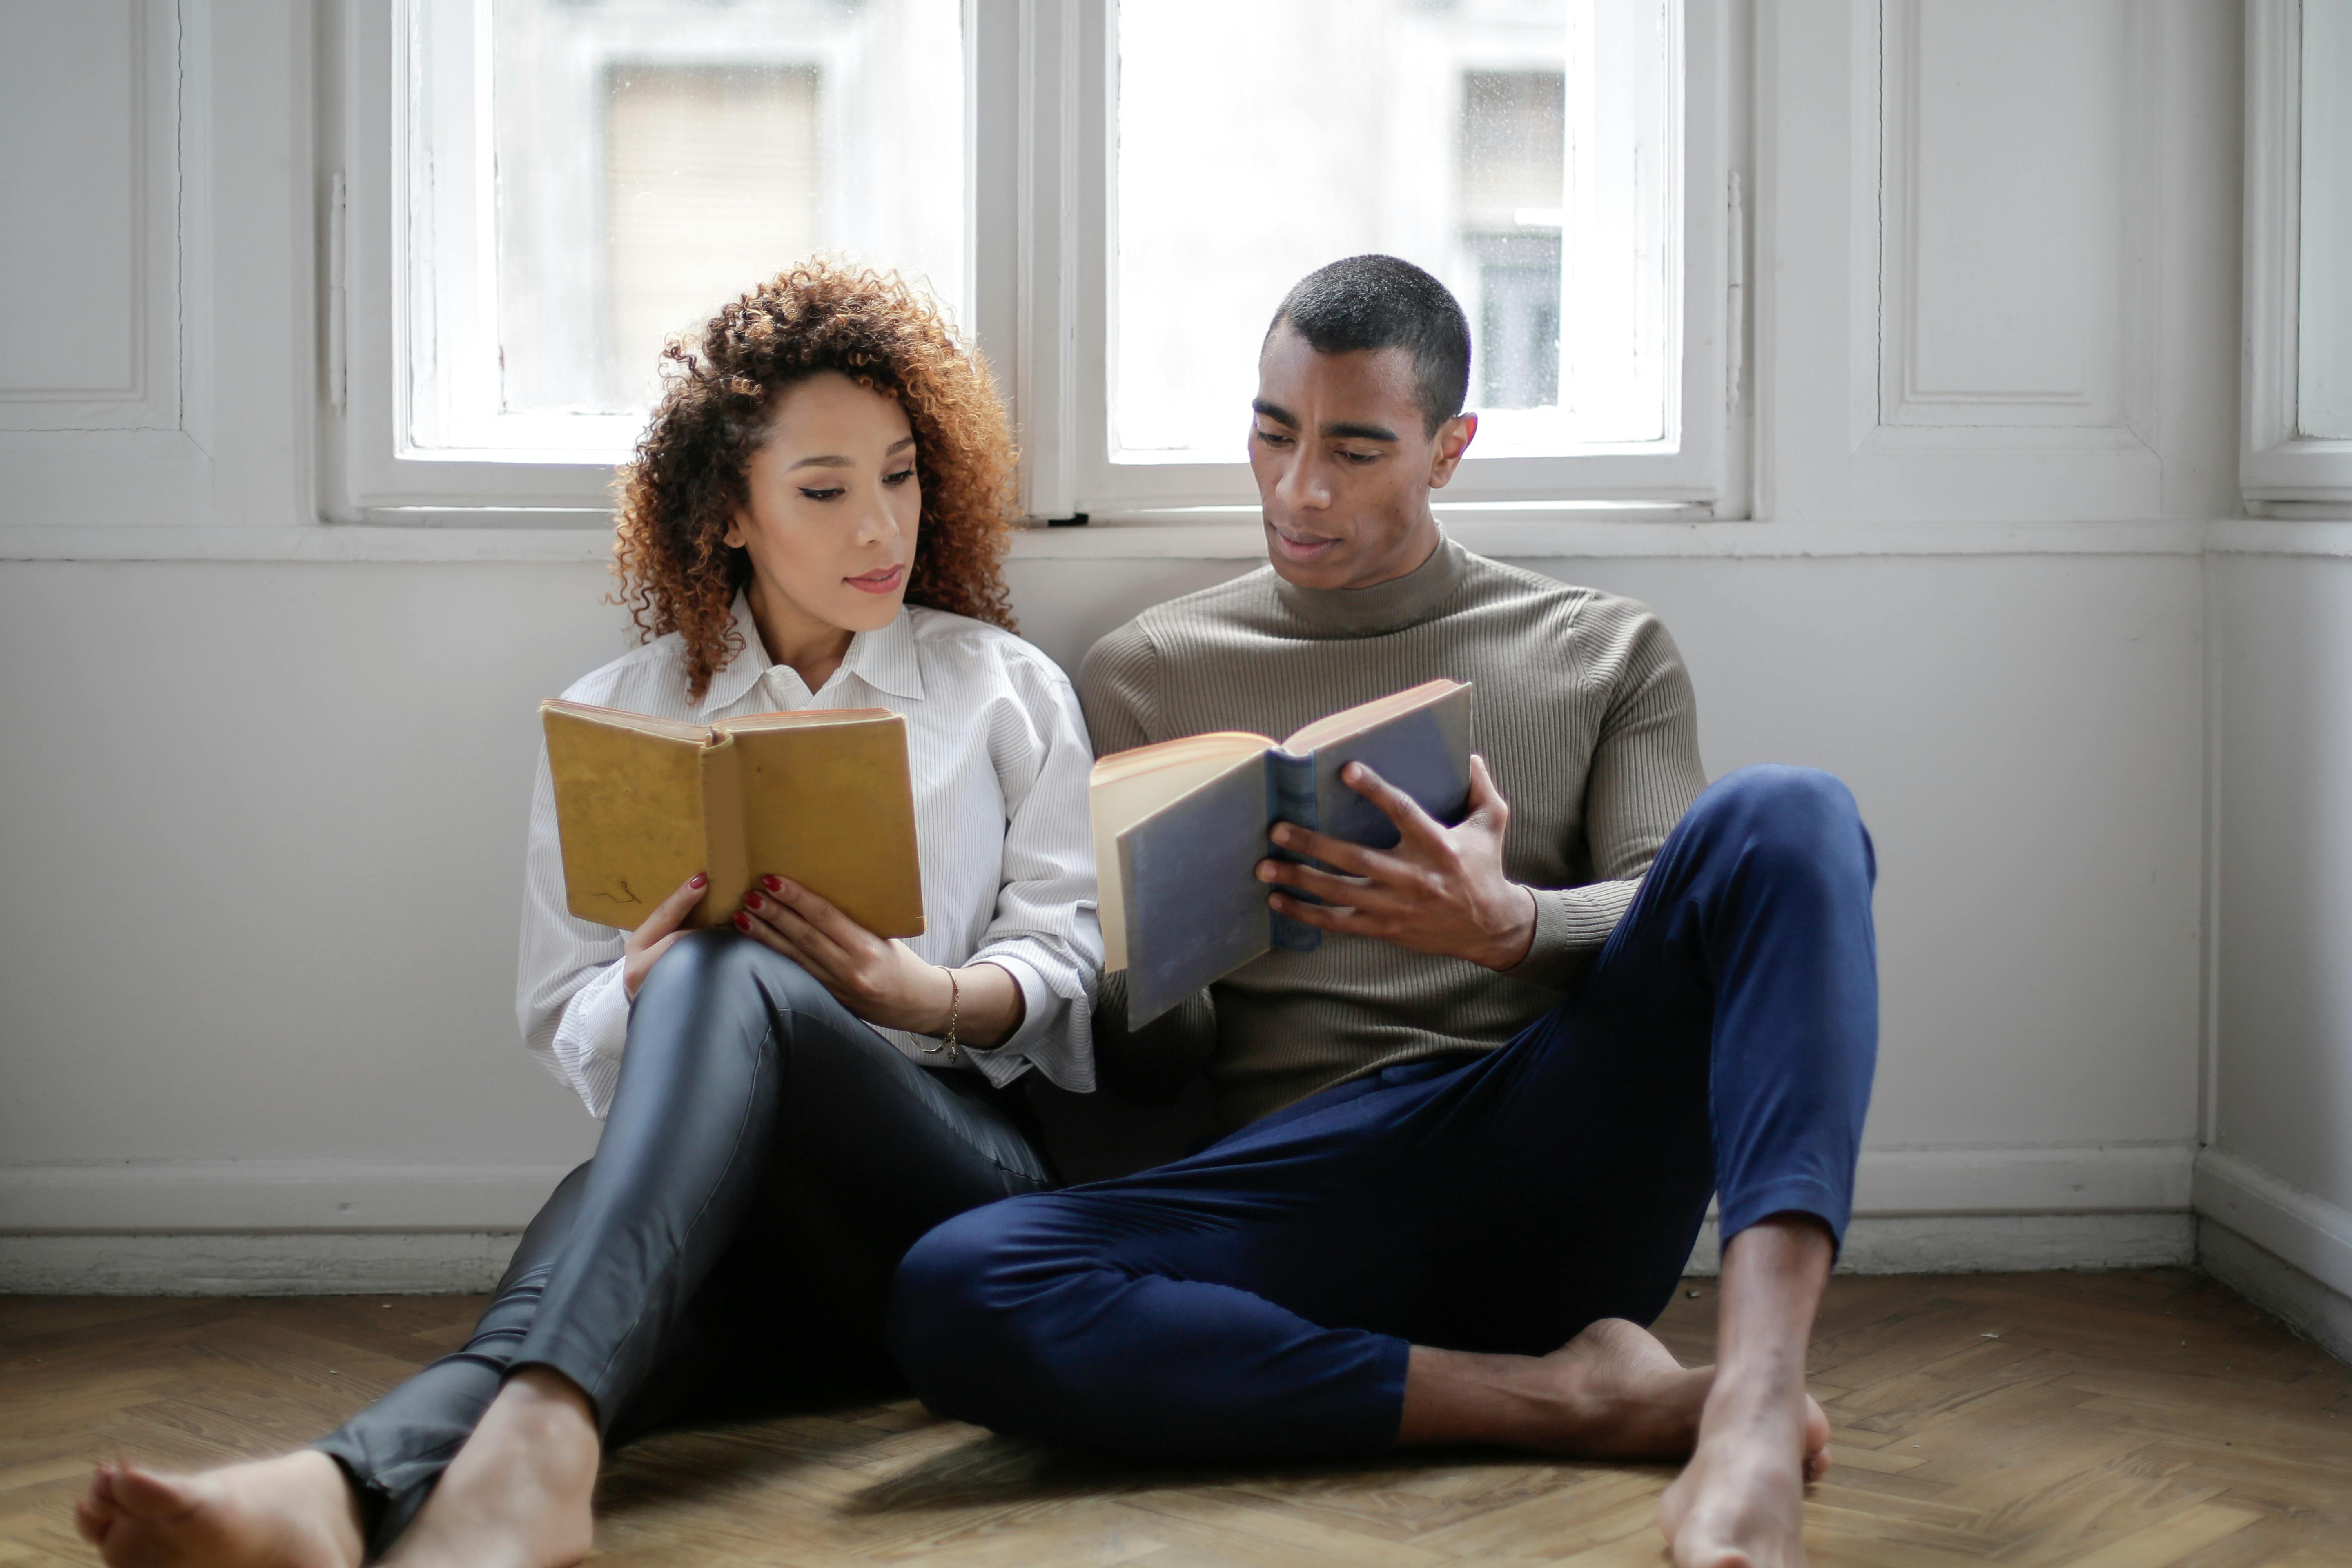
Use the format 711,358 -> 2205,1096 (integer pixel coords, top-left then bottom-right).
724,372 -> 921,643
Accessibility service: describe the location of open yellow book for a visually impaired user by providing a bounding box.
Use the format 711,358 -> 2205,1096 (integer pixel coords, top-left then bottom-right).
541,699 -> 924,936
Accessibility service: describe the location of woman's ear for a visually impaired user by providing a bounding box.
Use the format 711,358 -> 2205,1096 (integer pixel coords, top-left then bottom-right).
721,508 -> 749,550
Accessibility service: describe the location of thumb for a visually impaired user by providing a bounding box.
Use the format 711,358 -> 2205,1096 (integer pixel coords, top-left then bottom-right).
1467,754 -> 1509,827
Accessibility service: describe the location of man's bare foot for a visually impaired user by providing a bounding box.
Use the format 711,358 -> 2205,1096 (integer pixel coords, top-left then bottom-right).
1401,1317 -> 1710,1455
74,1450 -> 363,1568
1656,1373 -> 1831,1568
376,1367 -> 599,1568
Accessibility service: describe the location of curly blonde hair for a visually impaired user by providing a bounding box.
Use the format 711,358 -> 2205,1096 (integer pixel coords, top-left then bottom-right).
613,261 -> 1018,702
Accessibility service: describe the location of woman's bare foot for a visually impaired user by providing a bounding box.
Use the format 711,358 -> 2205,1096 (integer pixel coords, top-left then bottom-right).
1655,1373 -> 1831,1568
73,1450 -> 363,1568
376,1367 -> 599,1568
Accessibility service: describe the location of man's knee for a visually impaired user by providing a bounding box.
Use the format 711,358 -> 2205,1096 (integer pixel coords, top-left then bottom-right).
887,1200 -> 1075,1422
1688,765 -> 1871,881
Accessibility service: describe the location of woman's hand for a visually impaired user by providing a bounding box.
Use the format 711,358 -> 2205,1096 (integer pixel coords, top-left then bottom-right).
622,872 -> 708,999
735,875 -> 1024,1046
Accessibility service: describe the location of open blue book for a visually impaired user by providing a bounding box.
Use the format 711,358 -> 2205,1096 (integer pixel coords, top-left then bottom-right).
1091,679 -> 1474,1029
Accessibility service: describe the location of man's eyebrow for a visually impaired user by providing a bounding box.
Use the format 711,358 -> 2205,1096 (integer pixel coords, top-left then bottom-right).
1251,398 -> 1300,427
1321,420 -> 1399,443
785,436 -> 915,472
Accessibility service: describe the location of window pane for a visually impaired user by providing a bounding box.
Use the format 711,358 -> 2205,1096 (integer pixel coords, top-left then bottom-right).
431,0 -> 963,448
1113,0 -> 1673,464
2302,0 -> 2352,440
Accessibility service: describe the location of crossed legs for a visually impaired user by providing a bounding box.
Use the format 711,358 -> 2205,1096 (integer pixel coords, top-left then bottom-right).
891,766 -> 1877,1568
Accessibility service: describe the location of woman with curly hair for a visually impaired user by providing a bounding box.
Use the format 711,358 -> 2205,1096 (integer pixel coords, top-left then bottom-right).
77,263 -> 1101,1568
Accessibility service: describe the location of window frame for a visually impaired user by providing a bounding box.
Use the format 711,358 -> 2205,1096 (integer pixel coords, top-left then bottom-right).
2243,0 -> 2352,515
323,0 -> 1749,526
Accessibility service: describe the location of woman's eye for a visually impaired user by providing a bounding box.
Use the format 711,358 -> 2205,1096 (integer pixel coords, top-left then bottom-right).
884,466 -> 916,486
798,486 -> 846,502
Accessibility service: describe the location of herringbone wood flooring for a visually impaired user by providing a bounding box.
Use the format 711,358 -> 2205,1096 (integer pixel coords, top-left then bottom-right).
2,1270 -> 2347,1565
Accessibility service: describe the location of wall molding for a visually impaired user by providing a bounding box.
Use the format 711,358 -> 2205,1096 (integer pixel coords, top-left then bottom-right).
0,517 -> 2220,566
0,1160 -> 575,1235
2198,1217 -> 2352,1365
2192,1148 -> 2352,1300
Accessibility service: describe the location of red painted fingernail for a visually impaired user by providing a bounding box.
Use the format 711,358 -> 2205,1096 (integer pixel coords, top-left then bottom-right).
732,912 -> 751,931
745,891 -> 764,910
690,873 -> 707,889
762,875 -> 783,892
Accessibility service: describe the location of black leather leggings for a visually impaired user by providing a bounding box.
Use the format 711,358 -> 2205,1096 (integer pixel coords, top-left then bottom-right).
312,930 -> 1054,1558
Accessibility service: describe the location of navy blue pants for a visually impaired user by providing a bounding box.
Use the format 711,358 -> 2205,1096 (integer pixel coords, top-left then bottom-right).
887,765 -> 1878,1459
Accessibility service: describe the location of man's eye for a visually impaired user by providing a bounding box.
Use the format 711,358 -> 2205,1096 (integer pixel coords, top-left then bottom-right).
1254,427 -> 1293,447
798,486 -> 846,501
1339,449 -> 1381,465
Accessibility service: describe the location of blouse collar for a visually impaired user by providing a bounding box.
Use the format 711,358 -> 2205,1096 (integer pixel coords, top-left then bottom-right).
697,592 -> 925,716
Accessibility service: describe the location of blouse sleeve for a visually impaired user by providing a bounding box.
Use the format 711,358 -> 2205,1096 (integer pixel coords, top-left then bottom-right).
517,743 -> 630,1118
956,649 -> 1104,1093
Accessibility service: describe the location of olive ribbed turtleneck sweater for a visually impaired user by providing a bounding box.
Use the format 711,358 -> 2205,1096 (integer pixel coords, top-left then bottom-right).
1076,535 -> 1707,1129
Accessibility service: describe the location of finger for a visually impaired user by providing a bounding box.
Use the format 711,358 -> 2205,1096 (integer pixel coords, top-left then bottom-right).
1339,762 -> 1450,848
642,931 -> 686,970
1267,890 -> 1381,935
634,872 -> 708,945
731,904 -> 825,973
743,889 -> 856,976
762,875 -> 886,954
1466,754 -> 1510,824
1256,858 -> 1400,911
1266,822 -> 1382,875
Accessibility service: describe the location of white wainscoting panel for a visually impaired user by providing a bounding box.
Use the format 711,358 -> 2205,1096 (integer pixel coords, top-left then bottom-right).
0,0 -> 181,433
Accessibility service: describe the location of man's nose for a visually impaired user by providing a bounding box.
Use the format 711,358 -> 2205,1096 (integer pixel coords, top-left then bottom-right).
1276,450 -> 1330,511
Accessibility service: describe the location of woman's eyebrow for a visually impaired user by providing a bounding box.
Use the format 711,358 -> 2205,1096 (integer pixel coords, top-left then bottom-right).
785,436 -> 915,473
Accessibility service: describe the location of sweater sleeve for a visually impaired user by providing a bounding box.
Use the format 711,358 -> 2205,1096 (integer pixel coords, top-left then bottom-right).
1508,600 -> 1707,991
1075,621 -> 1221,1104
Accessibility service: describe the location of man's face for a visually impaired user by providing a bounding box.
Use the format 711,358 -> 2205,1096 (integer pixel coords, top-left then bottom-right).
1248,325 -> 1475,591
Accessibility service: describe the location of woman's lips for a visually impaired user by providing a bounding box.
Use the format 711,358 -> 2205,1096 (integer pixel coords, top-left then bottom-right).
846,564 -> 907,595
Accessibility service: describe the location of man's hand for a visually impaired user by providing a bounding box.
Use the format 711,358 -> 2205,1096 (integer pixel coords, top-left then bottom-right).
1256,754 -> 1537,971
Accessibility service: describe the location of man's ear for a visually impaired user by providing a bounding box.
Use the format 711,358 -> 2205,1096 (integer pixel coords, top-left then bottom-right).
1427,413 -> 1478,489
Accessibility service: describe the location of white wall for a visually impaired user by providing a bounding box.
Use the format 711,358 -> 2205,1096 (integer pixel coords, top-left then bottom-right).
0,0 -> 2257,1286
2198,541 -> 2352,1314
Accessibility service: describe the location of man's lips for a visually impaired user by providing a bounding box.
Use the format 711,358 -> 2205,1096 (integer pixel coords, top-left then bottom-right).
1267,523 -> 1340,561
845,564 -> 907,595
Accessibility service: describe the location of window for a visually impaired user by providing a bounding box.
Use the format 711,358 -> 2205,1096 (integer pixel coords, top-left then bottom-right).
2243,0 -> 2352,512
327,0 -> 1742,523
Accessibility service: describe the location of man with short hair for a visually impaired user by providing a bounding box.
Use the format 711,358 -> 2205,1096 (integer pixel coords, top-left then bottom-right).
889,256 -> 1877,1568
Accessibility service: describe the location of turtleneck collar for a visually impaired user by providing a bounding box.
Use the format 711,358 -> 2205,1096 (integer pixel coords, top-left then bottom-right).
1272,530 -> 1470,635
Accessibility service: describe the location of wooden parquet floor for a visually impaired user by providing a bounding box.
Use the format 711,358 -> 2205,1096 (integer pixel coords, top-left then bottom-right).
2,1270 -> 2348,1566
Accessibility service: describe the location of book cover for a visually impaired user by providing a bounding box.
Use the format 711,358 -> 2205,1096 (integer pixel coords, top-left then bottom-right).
1095,680 -> 1474,1027
542,700 -> 924,937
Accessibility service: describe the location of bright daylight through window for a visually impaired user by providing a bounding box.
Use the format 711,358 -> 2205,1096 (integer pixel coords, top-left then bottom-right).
1113,0 -> 1675,465
405,0 -> 964,459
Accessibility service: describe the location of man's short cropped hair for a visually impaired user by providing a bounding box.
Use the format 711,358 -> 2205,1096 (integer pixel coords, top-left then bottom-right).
1265,255 -> 1472,437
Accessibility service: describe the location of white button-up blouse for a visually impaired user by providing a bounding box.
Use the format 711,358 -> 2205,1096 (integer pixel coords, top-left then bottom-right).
517,597 -> 1101,1120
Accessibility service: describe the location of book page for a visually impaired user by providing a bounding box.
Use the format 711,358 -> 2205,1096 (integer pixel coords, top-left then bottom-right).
1281,677 -> 1467,755
1090,734 -> 1271,969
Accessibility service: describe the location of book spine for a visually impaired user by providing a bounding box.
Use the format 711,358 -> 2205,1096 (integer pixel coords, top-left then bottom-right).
697,735 -> 751,927
1265,750 -> 1322,953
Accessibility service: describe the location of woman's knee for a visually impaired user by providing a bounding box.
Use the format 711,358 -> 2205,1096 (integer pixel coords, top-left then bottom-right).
637,927 -> 829,1011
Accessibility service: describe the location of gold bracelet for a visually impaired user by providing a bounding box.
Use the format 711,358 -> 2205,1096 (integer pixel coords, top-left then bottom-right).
921,969 -> 961,1063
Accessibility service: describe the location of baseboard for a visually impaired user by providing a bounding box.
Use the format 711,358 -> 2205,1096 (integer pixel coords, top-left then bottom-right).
2197,1217 -> 2352,1365
1682,1212 -> 2196,1276
0,1232 -> 521,1295
0,1161 -> 579,1234
0,1144 -> 2194,1235
2191,1148 -> 2352,1299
